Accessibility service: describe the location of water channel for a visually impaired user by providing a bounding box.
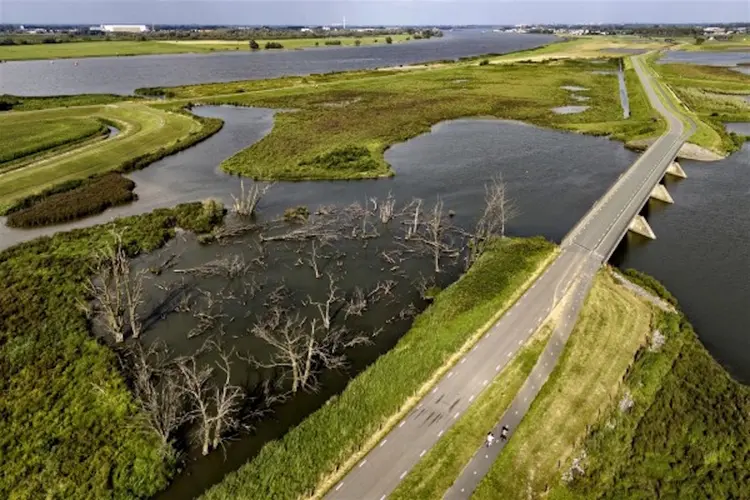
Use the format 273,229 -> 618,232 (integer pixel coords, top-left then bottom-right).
0,30 -> 555,96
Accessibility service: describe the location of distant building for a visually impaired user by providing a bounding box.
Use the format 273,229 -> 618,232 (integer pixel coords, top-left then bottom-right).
95,24 -> 150,33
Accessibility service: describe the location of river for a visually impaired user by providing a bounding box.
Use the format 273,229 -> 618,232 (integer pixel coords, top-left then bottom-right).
0,31 -> 555,96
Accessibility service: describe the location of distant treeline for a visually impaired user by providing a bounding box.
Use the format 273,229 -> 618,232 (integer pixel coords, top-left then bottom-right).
0,27 -> 441,46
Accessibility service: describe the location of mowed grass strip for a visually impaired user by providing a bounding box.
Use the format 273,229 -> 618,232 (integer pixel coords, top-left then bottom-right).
192,59 -> 632,180
0,102 -> 202,211
473,271 -> 653,499
391,323 -> 554,500
202,237 -> 555,500
0,116 -> 106,167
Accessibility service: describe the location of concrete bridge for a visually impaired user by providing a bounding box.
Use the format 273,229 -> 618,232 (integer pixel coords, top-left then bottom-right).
325,54 -> 696,500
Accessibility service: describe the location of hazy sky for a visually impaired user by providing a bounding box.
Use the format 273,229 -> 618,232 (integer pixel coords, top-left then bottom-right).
2,1 -> 748,25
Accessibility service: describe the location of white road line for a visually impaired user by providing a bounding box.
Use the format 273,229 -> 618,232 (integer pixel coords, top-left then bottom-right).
496,363 -> 502,371
432,387 -> 438,394
507,352 -> 512,357
420,449 -> 427,457
438,430 -> 444,437
399,421 -> 405,428
461,358 -> 467,364
359,459 -> 367,468
380,495 -> 386,500
469,395 -> 475,402
447,372 -> 453,379
335,482 -> 344,491
380,439 -> 388,447
482,379 -> 488,386
454,412 -> 460,419
400,471 -> 408,480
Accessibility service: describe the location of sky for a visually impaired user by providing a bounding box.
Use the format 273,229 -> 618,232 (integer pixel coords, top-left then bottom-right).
2,0 -> 748,26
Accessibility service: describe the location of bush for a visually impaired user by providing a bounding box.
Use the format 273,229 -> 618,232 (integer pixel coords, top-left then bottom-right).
283,205 -> 310,223
6,173 -> 136,227
249,39 -> 260,50
620,268 -> 678,307
265,42 -> 284,49
203,237 -> 555,499
299,146 -> 379,172
479,59 -> 490,66
324,40 -> 342,46
174,199 -> 226,233
385,36 -> 393,44
354,39 -> 361,46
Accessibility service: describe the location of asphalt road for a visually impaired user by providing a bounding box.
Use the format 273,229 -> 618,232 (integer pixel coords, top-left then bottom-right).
325,54 -> 691,500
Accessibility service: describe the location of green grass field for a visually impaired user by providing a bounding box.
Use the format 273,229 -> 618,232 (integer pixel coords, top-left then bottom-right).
391,323 -> 554,500
473,271 -> 653,499
651,59 -> 750,154
0,103 -> 203,212
678,37 -> 750,52
0,35 -> 413,60
0,116 -> 106,168
201,237 -> 556,500
158,58 -> 650,181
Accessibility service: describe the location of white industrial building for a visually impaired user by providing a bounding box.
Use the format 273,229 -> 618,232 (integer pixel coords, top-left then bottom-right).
90,24 -> 150,33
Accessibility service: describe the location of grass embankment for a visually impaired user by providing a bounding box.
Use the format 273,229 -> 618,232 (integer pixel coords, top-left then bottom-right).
490,36 -> 670,63
655,61 -> 750,153
678,37 -> 750,52
0,202 -> 224,499
0,103 -> 222,215
202,237 -> 555,499
473,271 -> 653,499
0,116 -> 107,167
151,58 -> 648,181
0,35 -> 413,60
391,324 -> 554,500
554,286 -> 750,498
0,93 -> 135,111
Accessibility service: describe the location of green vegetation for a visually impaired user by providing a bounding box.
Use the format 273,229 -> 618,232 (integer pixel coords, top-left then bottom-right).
6,173 -> 136,227
653,61 -> 750,154
678,37 -> 750,52
0,103 -> 222,214
283,205 -> 310,223
474,271 -> 653,499
202,237 -> 555,499
162,58 -> 649,180
0,202 -> 223,499
0,93 -> 132,111
0,34 -> 414,61
554,297 -> 750,498
0,116 -> 107,167
618,267 -> 678,307
391,324 -> 554,500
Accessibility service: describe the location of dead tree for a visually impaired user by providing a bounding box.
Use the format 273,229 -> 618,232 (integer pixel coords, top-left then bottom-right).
85,229 -> 147,343
177,344 -> 244,456
405,198 -> 422,240
307,274 -> 341,330
307,239 -> 324,279
188,290 -> 226,339
231,180 -> 273,216
371,192 -> 397,224
247,308 -> 368,394
467,175 -> 519,267
128,342 -> 187,450
345,287 -> 367,318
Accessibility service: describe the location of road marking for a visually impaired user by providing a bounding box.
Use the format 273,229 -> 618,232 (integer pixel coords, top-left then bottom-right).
380,439 -> 388,447
380,495 -> 386,500
524,397 -> 528,402
335,482 -> 344,491
400,471 -> 408,480
447,371 -> 454,379
432,387 -> 438,394
507,352 -> 512,357
438,430 -> 444,437
359,459 -> 367,468
454,412 -> 460,419
515,410 -> 519,415
483,379 -> 488,386
469,394 -> 475,402
399,421 -> 405,428
519,339 -> 524,345
420,449 -> 427,457
496,363 -> 502,371
461,358 -> 467,364
474,470 -> 478,475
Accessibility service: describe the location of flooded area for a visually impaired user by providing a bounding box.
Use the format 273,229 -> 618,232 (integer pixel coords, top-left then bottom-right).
551,105 -> 589,114
659,50 -> 750,74
726,122 -> 750,136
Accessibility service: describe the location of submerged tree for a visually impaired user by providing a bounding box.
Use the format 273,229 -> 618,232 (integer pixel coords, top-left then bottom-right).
467,175 -> 518,267
84,229 -> 147,343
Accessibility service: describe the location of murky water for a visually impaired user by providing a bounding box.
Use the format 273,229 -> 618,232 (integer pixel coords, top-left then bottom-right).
726,122 -> 750,136
659,50 -> 750,75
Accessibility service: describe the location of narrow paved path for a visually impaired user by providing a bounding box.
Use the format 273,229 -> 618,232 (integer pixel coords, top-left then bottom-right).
325,54 -> 692,500
442,258 -> 599,499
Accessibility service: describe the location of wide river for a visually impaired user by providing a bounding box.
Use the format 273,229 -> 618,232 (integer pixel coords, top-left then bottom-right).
0,30 -> 555,95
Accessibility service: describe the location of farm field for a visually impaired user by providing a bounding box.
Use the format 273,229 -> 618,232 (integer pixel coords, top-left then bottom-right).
0,35 -> 413,60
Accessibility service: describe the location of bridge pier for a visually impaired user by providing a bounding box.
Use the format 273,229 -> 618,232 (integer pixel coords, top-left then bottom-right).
629,215 -> 656,240
650,183 -> 674,204
666,161 -> 687,179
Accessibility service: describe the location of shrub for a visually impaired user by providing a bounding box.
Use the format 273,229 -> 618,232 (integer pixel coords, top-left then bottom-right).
299,146 -> 379,172
385,36 -> 393,44
324,40 -> 342,46
175,199 -> 226,233
620,268 -> 678,307
479,59 -> 490,66
6,173 -> 136,227
283,205 -> 310,223
265,42 -> 284,49
249,39 -> 260,50
355,39 -> 361,46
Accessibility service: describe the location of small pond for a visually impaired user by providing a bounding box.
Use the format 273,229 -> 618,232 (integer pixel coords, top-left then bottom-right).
551,105 -> 589,114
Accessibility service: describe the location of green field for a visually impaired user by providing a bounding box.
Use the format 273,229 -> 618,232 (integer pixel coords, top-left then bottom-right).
202,237 -> 556,500
0,116 -> 106,168
0,103 -> 205,212
651,58 -> 750,154
678,37 -> 750,52
0,35 -> 413,61
473,271 -> 653,499
154,58 -> 654,181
